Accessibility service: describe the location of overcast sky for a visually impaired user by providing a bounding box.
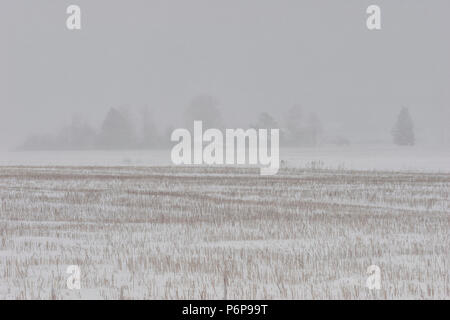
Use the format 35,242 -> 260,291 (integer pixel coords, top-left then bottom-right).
1,0 -> 449,149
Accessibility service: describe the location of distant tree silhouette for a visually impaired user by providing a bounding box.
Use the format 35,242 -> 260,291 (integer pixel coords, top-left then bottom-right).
392,107 -> 415,146
19,115 -> 96,150
57,115 -> 96,149
250,112 -> 283,145
284,106 -> 322,146
19,133 -> 56,150
184,95 -> 223,129
97,108 -> 136,149
252,112 -> 278,129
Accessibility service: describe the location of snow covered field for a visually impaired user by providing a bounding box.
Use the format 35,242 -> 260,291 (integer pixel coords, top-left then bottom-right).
0,166 -> 448,299
1,145 -> 449,172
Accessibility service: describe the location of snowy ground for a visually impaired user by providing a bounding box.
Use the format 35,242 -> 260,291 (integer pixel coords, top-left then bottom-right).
0,145 -> 449,172
0,166 -> 448,299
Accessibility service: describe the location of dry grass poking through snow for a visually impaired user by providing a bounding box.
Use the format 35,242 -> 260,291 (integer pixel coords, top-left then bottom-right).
0,166 -> 449,299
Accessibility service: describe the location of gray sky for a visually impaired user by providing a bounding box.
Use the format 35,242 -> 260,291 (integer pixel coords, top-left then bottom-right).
1,0 -> 449,149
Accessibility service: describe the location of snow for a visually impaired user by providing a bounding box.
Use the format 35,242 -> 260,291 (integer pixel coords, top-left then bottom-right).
0,166 -> 448,299
281,146 -> 450,172
0,145 -> 449,172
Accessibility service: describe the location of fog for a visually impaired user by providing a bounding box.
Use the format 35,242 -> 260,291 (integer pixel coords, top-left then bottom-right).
1,0 -> 449,150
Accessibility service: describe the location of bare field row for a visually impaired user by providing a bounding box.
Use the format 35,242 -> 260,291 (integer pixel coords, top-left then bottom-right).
0,166 -> 449,299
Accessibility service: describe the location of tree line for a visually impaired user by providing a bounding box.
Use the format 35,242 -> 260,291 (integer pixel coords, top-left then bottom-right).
19,95 -> 415,150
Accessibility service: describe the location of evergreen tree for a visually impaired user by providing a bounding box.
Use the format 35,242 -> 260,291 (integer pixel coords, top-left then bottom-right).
184,95 -> 223,129
252,112 -> 278,129
392,107 -> 415,146
97,108 -> 136,149
251,112 -> 281,145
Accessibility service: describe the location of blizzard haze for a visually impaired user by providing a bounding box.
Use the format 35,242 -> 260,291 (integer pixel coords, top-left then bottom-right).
1,1 -> 450,302
1,0 -> 449,149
